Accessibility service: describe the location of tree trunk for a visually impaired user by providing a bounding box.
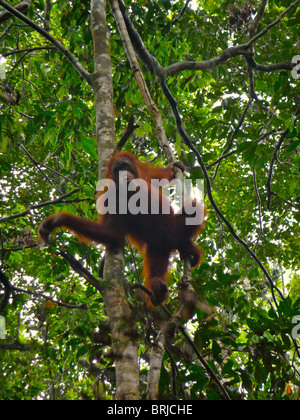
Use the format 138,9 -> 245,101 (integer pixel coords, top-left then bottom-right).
90,0 -> 140,400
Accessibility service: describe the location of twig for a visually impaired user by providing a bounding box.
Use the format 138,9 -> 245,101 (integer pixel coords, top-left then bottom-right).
109,0 -> 174,163
245,0 -> 267,100
118,0 -> 299,78
118,0 -> 162,76
127,239 -> 142,285
171,0 -> 192,26
0,188 -> 81,223
267,191 -> 298,210
178,324 -> 231,400
0,244 -> 39,254
165,347 -> 181,399
58,250 -> 102,291
253,167 -> 263,253
115,115 -> 139,151
206,149 -> 237,170
159,78 -> 285,307
19,143 -> 62,194
0,341 -> 33,351
213,99 -> 253,179
18,143 -> 80,187
245,0 -> 300,49
206,128 -> 278,170
248,0 -> 268,37
0,0 -> 92,86
0,23 -> 13,40
1,45 -> 57,57
0,0 -> 31,24
12,285 -> 88,310
130,282 -> 230,399
265,129 -> 289,209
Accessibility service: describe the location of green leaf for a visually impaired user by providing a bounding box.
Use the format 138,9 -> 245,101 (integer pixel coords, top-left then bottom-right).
0,0 -> 298,401
82,137 -> 98,160
212,340 -> 222,363
237,141 -> 253,152
254,364 -> 268,387
241,371 -> 253,391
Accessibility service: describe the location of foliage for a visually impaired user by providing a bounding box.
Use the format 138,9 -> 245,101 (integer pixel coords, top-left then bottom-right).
0,0 -> 299,400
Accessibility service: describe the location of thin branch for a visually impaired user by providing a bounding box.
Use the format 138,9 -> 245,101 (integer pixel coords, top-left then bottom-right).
253,167 -> 263,254
1,244 -> 39,254
171,0 -> 192,26
118,0 -> 162,76
248,0 -> 268,37
206,149 -> 237,170
118,0 -> 299,79
0,23 -> 13,40
58,250 -> 102,291
131,283 -> 230,399
245,0 -> 299,88
165,347 -> 181,399
245,0 -> 300,49
178,324 -> 231,400
159,78 -> 285,307
12,286 -> 88,310
110,0 -> 175,163
33,162 -> 80,188
0,188 -> 81,223
130,282 -> 230,399
265,129 -> 289,209
0,0 -> 31,24
127,239 -> 142,285
19,143 -> 62,194
1,45 -> 57,57
0,341 -> 33,351
245,57 -> 294,72
164,46 -> 252,78
18,143 -> 80,188
0,0 -> 92,86
213,99 -> 253,179
115,115 -> 139,151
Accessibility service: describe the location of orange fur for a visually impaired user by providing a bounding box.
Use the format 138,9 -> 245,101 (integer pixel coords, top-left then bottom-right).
39,152 -> 206,306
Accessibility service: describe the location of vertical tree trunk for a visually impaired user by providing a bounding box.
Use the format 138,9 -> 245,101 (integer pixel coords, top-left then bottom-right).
90,0 -> 140,400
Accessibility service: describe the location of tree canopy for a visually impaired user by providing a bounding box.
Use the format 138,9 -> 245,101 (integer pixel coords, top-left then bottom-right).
0,0 -> 299,401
